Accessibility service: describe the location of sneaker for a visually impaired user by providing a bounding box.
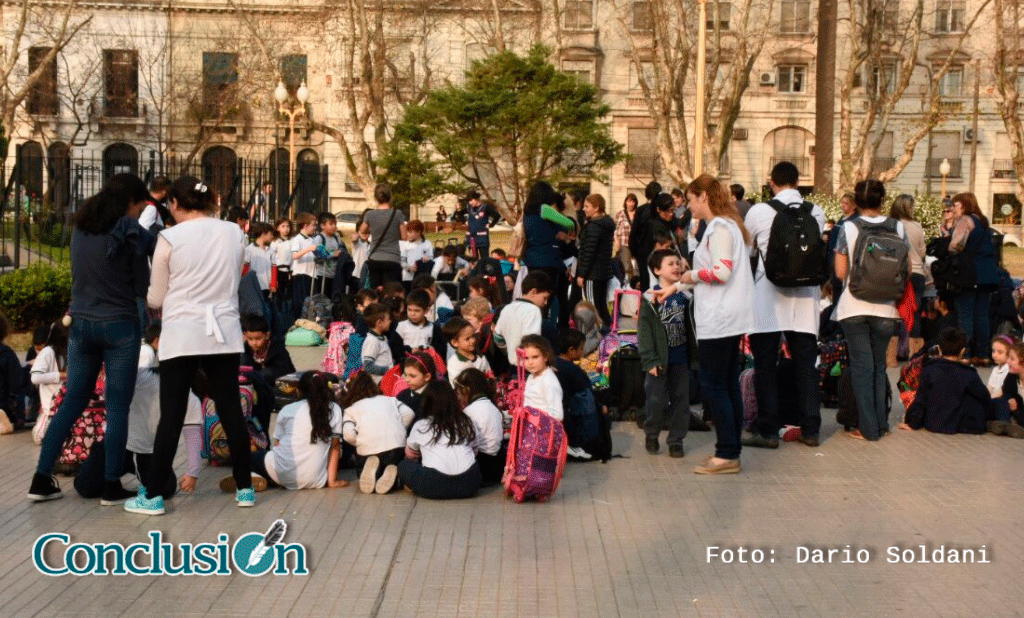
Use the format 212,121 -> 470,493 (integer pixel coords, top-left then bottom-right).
797,434 -> 820,447
27,473 -> 63,502
375,464 -> 399,494
694,457 -> 741,475
668,444 -> 685,458
100,481 -> 137,506
1007,424 -> 1024,440
645,436 -> 659,454
780,426 -> 802,442
236,488 -> 256,507
360,456 -> 380,494
741,431 -> 779,449
219,474 -> 268,493
124,493 -> 165,516
988,420 -> 1010,436
567,446 -> 593,460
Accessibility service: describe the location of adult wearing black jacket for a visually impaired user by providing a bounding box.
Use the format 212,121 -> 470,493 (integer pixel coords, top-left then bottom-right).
628,181 -> 662,290
576,194 -> 616,326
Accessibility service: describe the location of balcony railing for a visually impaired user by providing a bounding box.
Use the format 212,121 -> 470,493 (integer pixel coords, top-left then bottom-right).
993,160 -> 1017,179
769,157 -> 810,175
925,157 -> 962,178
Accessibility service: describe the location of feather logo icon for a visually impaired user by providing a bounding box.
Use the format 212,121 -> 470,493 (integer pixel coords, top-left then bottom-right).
247,519 -> 287,569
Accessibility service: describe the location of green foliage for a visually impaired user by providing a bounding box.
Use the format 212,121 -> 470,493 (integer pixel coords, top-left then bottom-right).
809,191 -> 946,241
381,45 -> 625,220
0,263 -> 72,332
34,222 -> 72,248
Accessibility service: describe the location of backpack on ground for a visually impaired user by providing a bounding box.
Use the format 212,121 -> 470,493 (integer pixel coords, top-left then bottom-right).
760,199 -> 828,287
201,384 -> 270,466
302,293 -> 333,331
503,350 -> 568,503
817,337 -> 850,407
48,382 -> 106,475
836,367 -> 892,431
597,344 -> 646,418
848,218 -> 910,303
322,321 -> 356,375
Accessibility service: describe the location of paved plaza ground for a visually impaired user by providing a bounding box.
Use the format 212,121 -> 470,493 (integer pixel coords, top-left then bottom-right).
0,345 -> 1020,617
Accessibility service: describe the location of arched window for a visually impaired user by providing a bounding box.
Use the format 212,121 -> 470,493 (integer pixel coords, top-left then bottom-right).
764,127 -> 813,180
47,142 -> 71,213
202,146 -> 238,208
296,148 -> 322,214
18,141 -> 44,198
103,143 -> 138,181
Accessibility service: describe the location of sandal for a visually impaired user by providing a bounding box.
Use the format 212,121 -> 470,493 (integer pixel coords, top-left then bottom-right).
847,429 -> 866,440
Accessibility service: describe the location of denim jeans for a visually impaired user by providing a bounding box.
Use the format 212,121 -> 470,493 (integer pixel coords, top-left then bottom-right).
840,316 -> 897,440
37,317 -> 140,481
698,336 -> 744,460
954,289 -> 992,359
749,331 -> 821,438
643,363 -> 690,446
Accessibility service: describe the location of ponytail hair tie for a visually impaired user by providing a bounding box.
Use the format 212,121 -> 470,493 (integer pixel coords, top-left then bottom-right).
194,182 -> 208,194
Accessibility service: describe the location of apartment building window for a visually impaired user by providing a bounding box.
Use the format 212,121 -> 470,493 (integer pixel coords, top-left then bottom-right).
777,64 -> 807,93
281,54 -> 307,95
937,65 -> 964,96
203,52 -> 239,116
564,0 -> 594,29
632,1 -> 654,32
562,60 -> 594,84
780,0 -> 811,33
27,47 -> 58,116
706,1 -> 732,30
869,62 -> 897,95
935,0 -> 965,32
626,127 -> 661,176
104,49 -> 138,118
993,194 -> 1022,224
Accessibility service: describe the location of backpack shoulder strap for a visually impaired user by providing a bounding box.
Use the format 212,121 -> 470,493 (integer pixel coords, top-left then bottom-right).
766,199 -> 786,213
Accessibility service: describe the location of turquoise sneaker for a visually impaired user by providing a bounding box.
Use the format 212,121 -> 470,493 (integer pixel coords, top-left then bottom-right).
236,488 -> 256,507
124,493 -> 165,516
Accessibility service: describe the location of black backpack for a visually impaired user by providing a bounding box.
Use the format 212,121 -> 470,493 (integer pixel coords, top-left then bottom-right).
600,345 -> 646,418
848,218 -> 910,303
760,199 -> 828,287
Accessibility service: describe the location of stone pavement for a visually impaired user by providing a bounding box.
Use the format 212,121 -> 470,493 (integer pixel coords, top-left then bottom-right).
0,346 -> 1020,617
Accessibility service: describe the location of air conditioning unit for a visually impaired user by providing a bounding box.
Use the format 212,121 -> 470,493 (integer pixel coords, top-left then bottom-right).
732,128 -> 748,141
759,71 -> 776,86
963,127 -> 978,143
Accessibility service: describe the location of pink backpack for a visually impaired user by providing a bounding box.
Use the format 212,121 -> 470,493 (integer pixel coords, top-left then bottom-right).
322,321 -> 355,375
502,350 -> 568,503
598,289 -> 642,366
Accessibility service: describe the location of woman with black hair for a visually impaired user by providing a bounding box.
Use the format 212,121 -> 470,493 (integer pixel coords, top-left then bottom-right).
124,176 -> 255,515
28,174 -> 150,505
521,181 -> 576,327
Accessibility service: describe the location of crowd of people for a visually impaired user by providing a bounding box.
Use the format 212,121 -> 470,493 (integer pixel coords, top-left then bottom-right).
5,158 -> 1022,516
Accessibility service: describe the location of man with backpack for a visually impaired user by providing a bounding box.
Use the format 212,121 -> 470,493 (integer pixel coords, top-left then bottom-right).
742,161 -> 826,448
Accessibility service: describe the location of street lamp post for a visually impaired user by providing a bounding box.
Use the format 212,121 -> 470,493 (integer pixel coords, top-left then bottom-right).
694,0 -> 708,177
939,157 -> 951,200
274,80 -> 309,219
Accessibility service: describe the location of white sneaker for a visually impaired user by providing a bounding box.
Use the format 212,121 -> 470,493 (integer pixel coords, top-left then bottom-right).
359,456 -> 380,494
567,446 -> 592,460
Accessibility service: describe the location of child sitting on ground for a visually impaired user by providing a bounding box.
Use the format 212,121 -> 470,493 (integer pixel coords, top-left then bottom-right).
900,327 -> 991,435
396,289 -> 434,352
341,371 -> 415,494
241,314 -> 296,383
412,274 -> 455,324
399,352 -> 436,419
988,335 -> 1015,398
399,381 -> 482,500
30,323 -> 66,443
520,334 -> 563,421
452,367 -> 505,486
989,342 -> 1024,438
494,271 -> 553,366
361,303 -> 394,384
222,371 -> 347,492
444,316 -> 491,384
554,328 -> 599,460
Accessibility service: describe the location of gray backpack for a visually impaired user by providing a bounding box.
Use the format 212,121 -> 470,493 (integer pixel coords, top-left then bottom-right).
847,218 -> 909,303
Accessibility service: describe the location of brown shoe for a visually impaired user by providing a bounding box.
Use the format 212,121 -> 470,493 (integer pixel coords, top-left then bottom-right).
219,474 -> 268,493
694,458 -> 741,475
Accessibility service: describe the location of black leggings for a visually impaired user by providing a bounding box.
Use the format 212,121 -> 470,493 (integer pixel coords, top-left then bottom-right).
398,459 -> 482,499
366,260 -> 403,289
147,354 -> 252,499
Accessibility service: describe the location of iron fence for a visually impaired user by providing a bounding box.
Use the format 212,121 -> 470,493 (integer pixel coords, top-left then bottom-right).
1,146 -> 328,270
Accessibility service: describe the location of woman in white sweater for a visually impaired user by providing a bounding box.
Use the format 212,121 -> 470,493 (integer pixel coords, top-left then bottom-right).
125,177 -> 254,516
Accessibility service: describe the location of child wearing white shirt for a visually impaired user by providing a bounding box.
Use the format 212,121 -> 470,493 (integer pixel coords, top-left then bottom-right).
520,334 -> 564,421
341,372 -> 415,494
361,303 -> 394,384
453,367 -> 506,485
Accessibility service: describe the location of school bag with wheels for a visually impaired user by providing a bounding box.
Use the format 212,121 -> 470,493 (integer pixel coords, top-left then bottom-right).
599,344 -> 646,418
848,218 -> 910,303
322,321 -> 356,375
49,378 -> 107,475
503,350 -> 568,503
302,282 -> 333,332
835,367 -> 892,431
756,200 -> 828,287
597,289 -> 642,365
201,383 -> 270,466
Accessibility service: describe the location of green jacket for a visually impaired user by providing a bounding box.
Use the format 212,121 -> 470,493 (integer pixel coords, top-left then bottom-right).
637,292 -> 697,373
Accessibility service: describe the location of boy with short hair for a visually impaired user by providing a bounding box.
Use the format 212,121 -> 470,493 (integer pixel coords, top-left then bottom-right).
361,303 -> 394,384
315,212 -> 347,299
240,314 -> 295,383
431,245 -> 470,281
444,316 -> 491,383
555,328 -> 598,459
494,270 -> 552,366
396,289 -> 434,351
638,249 -> 690,458
901,327 -> 991,435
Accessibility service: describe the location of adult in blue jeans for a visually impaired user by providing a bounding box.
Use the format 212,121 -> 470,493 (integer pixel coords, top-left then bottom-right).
659,174 -> 754,474
833,179 -> 909,440
947,192 -> 999,366
28,174 -> 151,505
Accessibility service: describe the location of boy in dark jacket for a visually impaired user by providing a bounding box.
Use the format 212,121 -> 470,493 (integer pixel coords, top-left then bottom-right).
555,328 -> 599,460
901,327 -> 990,435
637,250 -> 690,457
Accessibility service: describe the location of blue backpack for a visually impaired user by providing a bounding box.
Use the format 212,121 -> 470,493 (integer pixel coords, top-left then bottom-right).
343,332 -> 366,380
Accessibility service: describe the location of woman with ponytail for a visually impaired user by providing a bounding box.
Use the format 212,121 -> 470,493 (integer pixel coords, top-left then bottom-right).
222,371 -> 347,491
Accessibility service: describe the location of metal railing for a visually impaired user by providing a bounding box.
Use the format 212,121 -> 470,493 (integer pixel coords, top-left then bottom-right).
993,160 -> 1017,179
925,157 -> 962,178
